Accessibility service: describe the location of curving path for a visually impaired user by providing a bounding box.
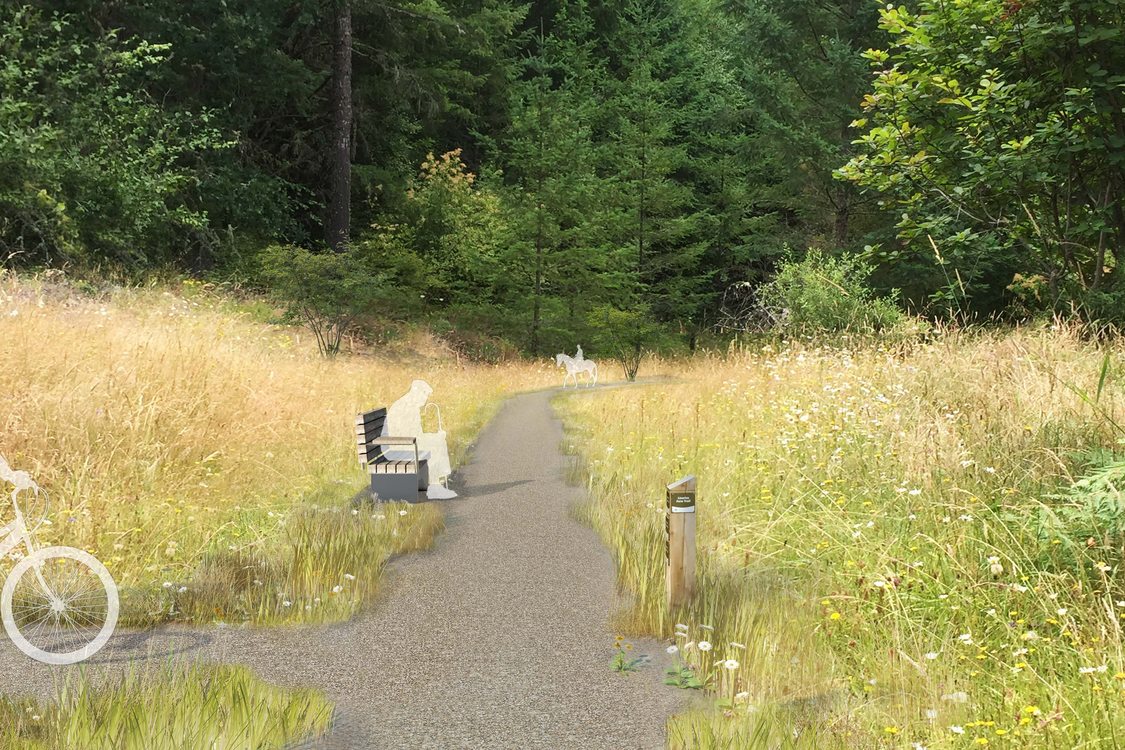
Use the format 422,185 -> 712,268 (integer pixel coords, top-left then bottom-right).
0,390 -> 685,749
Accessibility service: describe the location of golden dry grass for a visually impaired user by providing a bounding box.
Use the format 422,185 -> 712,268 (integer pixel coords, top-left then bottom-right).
0,272 -> 553,624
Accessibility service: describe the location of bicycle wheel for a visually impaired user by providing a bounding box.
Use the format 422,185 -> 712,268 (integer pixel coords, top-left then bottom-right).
2,546 -> 118,665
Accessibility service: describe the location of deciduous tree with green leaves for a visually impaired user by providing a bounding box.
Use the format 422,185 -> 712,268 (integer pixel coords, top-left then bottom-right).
838,0 -> 1125,319
0,8 -> 229,266
404,150 -> 510,309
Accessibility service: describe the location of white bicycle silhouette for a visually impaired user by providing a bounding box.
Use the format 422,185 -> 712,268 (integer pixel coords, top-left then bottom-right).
0,456 -> 118,665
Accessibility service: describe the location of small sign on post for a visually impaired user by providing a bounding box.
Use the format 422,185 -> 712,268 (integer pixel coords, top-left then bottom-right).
665,475 -> 696,609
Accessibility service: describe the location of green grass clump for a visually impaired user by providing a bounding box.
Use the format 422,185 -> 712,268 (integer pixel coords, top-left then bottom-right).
0,663 -> 332,750
127,492 -> 445,626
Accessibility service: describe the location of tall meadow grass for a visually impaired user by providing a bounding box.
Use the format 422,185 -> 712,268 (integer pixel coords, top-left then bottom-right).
561,326 -> 1125,748
0,272 -> 552,625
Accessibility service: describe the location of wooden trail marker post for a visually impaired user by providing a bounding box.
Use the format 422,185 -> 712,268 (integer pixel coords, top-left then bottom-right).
665,475 -> 697,609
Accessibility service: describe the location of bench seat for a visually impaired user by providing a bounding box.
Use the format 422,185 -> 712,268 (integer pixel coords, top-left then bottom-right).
370,459 -> 418,474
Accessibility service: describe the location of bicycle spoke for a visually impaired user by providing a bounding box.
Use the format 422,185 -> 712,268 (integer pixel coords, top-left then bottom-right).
26,613 -> 50,642
59,607 -> 81,635
55,571 -> 80,601
6,551 -> 114,658
65,589 -> 107,607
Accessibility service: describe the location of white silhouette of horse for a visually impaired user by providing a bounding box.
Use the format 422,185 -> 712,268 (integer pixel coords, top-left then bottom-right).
555,352 -> 598,388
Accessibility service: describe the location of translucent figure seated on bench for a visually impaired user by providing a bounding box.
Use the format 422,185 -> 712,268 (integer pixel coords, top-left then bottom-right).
387,379 -> 457,500
555,344 -> 598,388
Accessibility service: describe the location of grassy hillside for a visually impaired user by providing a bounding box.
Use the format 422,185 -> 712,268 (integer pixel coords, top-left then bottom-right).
561,326 -> 1125,748
0,272 -> 552,625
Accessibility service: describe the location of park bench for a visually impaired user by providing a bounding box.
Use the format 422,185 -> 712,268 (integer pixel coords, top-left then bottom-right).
355,407 -> 429,502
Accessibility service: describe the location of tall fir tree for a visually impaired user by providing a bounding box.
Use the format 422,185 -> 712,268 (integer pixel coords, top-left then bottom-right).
498,2 -> 623,353
718,0 -> 889,252
599,0 -> 712,337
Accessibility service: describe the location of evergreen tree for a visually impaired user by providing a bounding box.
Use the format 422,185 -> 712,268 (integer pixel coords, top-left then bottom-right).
498,2 -> 621,352
600,0 -> 711,336
719,0 -> 889,252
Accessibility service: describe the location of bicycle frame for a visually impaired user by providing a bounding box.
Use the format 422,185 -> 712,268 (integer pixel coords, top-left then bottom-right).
0,491 -> 36,560
0,518 -> 32,559
1,489 -> 54,601
0,476 -> 115,666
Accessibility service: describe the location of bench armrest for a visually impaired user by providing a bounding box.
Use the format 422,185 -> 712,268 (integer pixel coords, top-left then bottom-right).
367,437 -> 417,446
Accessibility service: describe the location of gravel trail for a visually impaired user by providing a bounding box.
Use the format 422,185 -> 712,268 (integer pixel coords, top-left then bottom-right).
0,389 -> 685,749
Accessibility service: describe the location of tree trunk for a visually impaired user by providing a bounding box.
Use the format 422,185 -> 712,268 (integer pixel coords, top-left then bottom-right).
638,112 -> 647,277
530,94 -> 546,355
531,201 -> 545,355
834,186 -> 850,246
1101,188 -> 1124,291
326,0 -> 352,252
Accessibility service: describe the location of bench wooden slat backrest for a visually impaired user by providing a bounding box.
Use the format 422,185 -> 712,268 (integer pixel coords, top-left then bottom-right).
355,408 -> 388,466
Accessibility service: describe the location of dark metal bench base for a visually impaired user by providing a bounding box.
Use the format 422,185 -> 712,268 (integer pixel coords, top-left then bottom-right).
369,459 -> 429,502
369,473 -> 421,502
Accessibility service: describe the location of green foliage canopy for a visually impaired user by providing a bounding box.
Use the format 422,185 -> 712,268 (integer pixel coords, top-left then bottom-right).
838,0 -> 1125,319
0,8 -> 229,266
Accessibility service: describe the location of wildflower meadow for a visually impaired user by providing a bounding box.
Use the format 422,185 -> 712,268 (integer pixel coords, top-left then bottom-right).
563,326 -> 1125,748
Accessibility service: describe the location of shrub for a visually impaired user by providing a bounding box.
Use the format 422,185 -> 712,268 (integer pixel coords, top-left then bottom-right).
757,250 -> 904,336
258,245 -> 383,357
588,304 -> 662,381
